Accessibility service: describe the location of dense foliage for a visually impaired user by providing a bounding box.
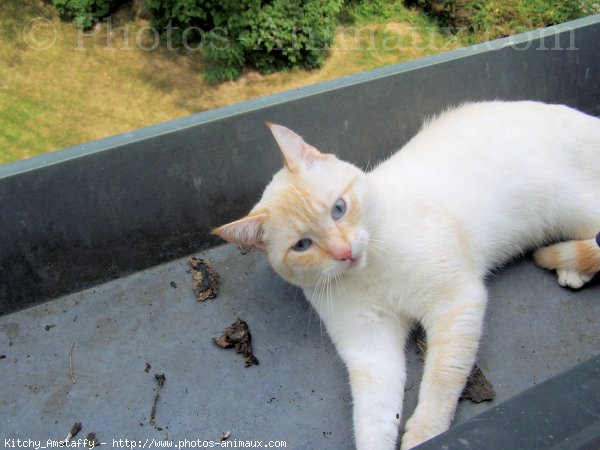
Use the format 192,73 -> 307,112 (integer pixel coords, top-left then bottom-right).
407,0 -> 599,37
51,0 -> 126,29
146,0 -> 343,82
50,0 -> 599,80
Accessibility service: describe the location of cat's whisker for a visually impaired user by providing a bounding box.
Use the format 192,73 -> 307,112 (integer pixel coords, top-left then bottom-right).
317,267 -> 336,314
314,270 -> 327,310
324,275 -> 332,320
367,234 -> 388,242
369,232 -> 393,244
367,240 -> 394,259
367,246 -> 383,258
318,265 -> 338,319
367,238 -> 388,248
313,269 -> 330,344
362,154 -> 373,172
367,233 -> 395,253
326,270 -> 334,319
367,230 -> 390,243
335,272 -> 350,299
305,287 -> 318,335
368,242 -> 393,255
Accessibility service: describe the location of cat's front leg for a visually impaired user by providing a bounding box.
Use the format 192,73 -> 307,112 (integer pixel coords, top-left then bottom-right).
401,279 -> 487,450
323,306 -> 412,450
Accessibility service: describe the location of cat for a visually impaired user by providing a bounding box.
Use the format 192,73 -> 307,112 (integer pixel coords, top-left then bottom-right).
212,101 -> 600,449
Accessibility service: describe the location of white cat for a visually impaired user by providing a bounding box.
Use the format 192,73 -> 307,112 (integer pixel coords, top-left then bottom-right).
213,101 -> 600,449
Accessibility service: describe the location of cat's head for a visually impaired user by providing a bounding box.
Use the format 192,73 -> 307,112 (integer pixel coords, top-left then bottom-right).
212,124 -> 373,288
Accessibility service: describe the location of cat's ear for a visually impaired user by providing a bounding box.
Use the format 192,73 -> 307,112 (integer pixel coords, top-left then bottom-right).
266,122 -> 327,172
211,213 -> 267,250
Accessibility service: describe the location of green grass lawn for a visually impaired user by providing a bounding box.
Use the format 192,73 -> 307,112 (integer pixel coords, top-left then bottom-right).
0,0 -> 463,164
0,0 -> 595,164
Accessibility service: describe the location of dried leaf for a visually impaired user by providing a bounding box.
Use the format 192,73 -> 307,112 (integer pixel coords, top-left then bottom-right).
461,365 -> 495,403
189,257 -> 219,301
213,318 -> 259,367
85,432 -> 100,448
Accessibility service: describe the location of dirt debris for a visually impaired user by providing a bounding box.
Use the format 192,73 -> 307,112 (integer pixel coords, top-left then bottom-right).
69,422 -> 82,438
415,338 -> 427,361
461,365 -> 496,402
69,342 -> 76,384
150,373 -> 166,428
214,318 -> 259,367
61,423 -> 100,448
219,431 -> 231,441
189,257 -> 219,301
85,432 -> 100,448
61,422 -> 82,444
239,245 -> 251,255
411,324 -> 427,362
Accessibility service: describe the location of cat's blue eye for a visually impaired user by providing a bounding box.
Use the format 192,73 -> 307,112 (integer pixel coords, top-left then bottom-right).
332,198 -> 347,220
292,238 -> 312,252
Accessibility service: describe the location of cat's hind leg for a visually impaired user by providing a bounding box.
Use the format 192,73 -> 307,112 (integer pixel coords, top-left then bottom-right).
533,233 -> 600,289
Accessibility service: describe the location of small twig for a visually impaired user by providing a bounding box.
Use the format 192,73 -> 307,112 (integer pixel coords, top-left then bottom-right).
69,342 -> 76,384
61,422 -> 82,445
150,374 -> 166,427
219,431 -> 231,441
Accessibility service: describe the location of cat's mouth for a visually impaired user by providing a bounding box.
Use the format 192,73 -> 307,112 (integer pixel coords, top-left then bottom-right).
329,251 -> 365,277
348,256 -> 361,268
344,249 -> 367,271
344,231 -> 369,271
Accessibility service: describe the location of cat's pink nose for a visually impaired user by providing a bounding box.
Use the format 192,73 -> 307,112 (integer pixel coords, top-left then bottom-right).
331,243 -> 352,261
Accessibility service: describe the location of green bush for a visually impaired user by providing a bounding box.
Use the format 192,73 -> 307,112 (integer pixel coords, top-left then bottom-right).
340,0 -> 412,23
146,0 -> 343,82
408,0 -> 599,38
52,0 -> 126,29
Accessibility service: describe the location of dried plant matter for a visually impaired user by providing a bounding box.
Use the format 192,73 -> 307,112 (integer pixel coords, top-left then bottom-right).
150,373 -> 166,427
461,365 -> 495,403
214,318 -> 259,367
61,422 -> 82,444
189,257 -> 219,301
85,432 -> 100,448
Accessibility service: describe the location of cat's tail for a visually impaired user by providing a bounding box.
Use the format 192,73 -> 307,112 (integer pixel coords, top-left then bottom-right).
533,236 -> 600,289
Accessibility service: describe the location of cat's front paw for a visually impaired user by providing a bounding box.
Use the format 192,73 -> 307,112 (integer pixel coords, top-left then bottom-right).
400,417 -> 445,450
400,431 -> 428,450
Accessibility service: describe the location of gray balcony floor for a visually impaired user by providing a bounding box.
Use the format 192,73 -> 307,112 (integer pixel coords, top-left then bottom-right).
1,243 -> 599,448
